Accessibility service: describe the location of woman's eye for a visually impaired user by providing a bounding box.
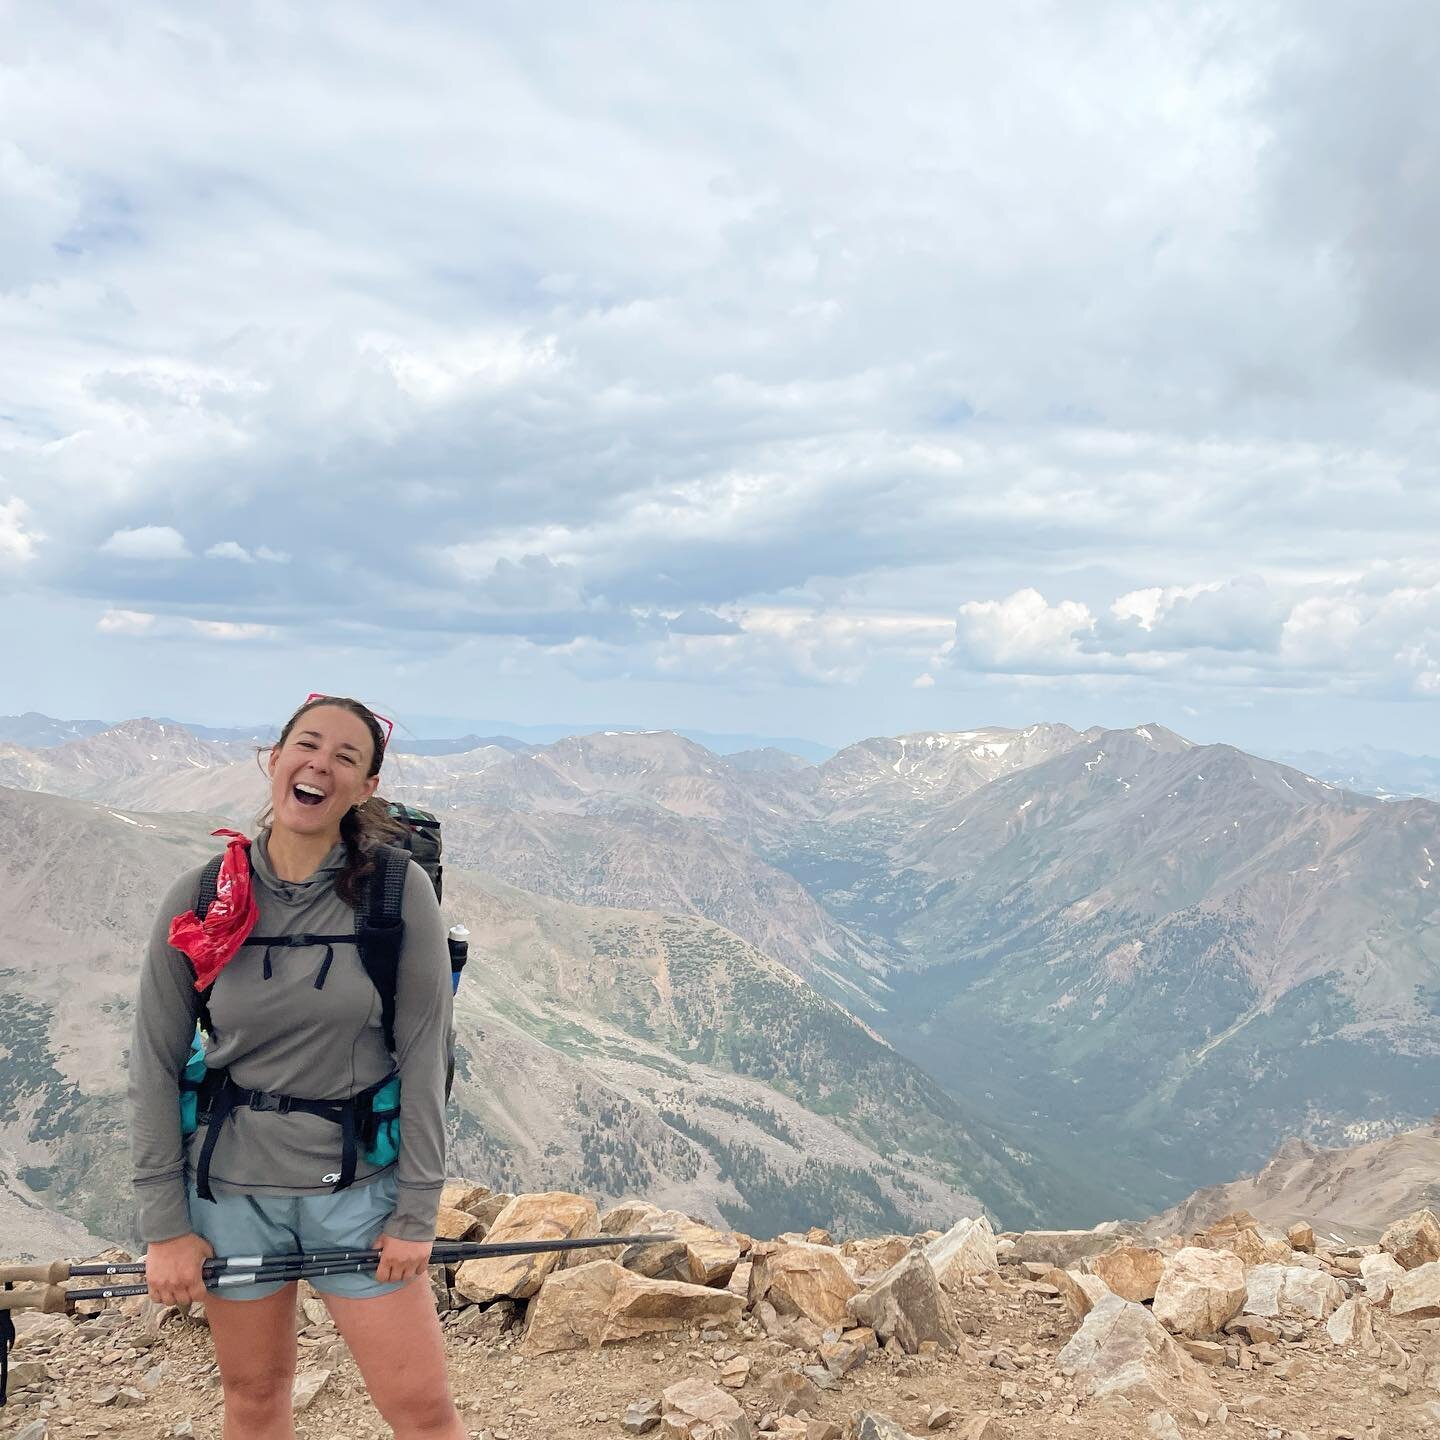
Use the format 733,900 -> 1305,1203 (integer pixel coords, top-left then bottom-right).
296,741 -> 316,750
339,754 -> 356,766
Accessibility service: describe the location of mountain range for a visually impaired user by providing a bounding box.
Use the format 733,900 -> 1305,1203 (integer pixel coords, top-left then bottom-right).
0,780 -> 1042,1247
1,711 -> 1436,1240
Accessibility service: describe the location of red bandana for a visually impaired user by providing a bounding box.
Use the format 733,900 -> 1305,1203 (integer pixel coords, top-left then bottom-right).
168,830 -> 260,992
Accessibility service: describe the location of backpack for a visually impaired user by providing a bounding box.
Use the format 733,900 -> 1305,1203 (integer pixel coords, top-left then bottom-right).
182,807 -> 459,1201
385,802 -> 443,901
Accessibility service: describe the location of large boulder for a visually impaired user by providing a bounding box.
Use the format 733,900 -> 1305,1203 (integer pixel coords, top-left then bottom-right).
660,1377 -> 751,1439
749,1243 -> 858,1329
840,1236 -> 913,1280
1243,1264 -> 1346,1320
1151,1248 -> 1247,1338
1090,1244 -> 1166,1305
605,1208 -> 742,1287
603,1203 -> 743,1286
846,1249 -> 962,1355
1390,1261 -> 1440,1320
603,1200 -> 667,1232
453,1191 -> 598,1303
1325,1296 -> 1377,1347
1380,1209 -> 1440,1271
1360,1252 -> 1406,1304
925,1217 -> 998,1289
438,1180 -> 491,1213
1007,1229 -> 1117,1269
469,1191 -> 515,1229
1056,1294 -> 1219,1412
1047,1267 -> 1110,1322
433,1205 -> 482,1241
1198,1212 -> 1291,1267
520,1259 -> 743,1355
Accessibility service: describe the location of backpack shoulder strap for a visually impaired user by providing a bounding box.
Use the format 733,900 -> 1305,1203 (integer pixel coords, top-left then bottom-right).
192,854 -> 226,1034
195,854 -> 225,921
356,845 -> 409,1053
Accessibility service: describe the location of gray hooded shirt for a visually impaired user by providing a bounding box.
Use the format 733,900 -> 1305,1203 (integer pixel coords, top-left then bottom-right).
128,832 -> 451,1244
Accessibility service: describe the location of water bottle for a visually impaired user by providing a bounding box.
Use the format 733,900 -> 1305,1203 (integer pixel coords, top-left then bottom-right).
446,924 -> 470,995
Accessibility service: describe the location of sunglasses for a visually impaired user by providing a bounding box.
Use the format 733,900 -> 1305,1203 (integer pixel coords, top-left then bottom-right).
303,693 -> 395,748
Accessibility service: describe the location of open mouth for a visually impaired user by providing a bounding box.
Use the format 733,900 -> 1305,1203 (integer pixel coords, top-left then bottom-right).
293,783 -> 328,807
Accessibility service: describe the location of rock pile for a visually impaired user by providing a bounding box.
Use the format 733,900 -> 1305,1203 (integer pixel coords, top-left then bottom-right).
5,1195 -> 1440,1438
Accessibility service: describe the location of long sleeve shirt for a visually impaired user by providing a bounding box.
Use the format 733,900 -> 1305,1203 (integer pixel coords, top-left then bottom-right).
128,831 -> 451,1244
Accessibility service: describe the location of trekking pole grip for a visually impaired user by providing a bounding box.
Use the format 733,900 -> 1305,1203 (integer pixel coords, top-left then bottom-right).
0,1286 -> 71,1314
0,1262 -> 70,1286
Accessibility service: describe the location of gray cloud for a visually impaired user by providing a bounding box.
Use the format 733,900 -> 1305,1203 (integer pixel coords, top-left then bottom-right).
1,1 -> 1438,748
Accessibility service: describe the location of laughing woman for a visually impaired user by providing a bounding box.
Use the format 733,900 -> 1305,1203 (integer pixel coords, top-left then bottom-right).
128,696 -> 463,1440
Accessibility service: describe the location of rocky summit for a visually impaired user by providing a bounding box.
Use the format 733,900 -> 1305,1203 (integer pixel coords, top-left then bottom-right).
6,1192 -> 1440,1439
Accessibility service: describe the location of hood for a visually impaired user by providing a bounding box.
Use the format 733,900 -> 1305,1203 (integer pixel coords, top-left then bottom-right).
252,828 -> 346,905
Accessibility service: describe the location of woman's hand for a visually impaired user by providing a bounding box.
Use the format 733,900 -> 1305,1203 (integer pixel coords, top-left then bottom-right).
373,1233 -> 434,1284
144,1232 -> 215,1307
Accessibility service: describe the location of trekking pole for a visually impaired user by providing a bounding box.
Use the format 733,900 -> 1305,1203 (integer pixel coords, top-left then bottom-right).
1,1232 -> 676,1286
2,1232 -> 681,1310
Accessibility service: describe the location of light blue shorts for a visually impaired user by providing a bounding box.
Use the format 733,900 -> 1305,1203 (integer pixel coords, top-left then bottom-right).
186,1173 -> 405,1302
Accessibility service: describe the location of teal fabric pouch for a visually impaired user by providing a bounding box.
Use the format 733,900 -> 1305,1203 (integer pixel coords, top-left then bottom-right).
364,1075 -> 401,1167
179,1028 -> 208,1138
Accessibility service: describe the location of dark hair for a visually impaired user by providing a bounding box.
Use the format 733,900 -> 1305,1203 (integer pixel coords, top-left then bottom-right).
266,695 -> 403,906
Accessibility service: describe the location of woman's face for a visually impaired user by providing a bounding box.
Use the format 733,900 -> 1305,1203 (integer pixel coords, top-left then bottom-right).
267,704 -> 381,840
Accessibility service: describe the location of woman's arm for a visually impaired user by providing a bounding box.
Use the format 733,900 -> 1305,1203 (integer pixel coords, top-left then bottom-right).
127,869 -> 205,1244
384,861 -> 453,1242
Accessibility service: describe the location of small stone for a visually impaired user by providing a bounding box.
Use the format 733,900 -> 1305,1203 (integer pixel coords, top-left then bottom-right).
757,1371 -> 822,1416
849,1417 -> 921,1440
926,1405 -> 957,1430
622,1398 -> 662,1434
659,1375 -> 749,1438
718,1355 -> 751,1389
290,1368 -> 332,1412
6,1360 -> 47,1388
956,1419 -> 1008,1440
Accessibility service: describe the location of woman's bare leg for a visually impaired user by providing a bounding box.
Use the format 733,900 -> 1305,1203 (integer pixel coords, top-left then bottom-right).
323,1277 -> 463,1440
205,1282 -> 300,1440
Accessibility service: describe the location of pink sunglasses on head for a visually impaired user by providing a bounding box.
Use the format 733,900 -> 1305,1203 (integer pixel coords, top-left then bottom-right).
303,693 -> 395,748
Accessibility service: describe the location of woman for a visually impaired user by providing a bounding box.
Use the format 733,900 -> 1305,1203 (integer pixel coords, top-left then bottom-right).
128,696 -> 463,1440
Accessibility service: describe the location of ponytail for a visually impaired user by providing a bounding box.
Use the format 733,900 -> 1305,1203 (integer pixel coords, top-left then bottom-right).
336,797 -> 406,907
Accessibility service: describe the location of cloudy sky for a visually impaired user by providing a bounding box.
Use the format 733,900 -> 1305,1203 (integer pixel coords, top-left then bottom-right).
2,1 -> 1438,753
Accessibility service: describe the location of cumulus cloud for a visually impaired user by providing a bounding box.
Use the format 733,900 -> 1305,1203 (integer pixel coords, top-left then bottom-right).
189,619 -> 276,641
205,540 -> 291,564
97,608 -> 156,635
934,568 -> 1440,706
100,526 -> 191,561
0,497 -> 40,566
1101,578 -> 1287,654
951,590 -> 1096,674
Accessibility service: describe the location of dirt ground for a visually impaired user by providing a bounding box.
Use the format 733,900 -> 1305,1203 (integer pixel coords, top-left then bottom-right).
4,1259 -> 1437,1440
